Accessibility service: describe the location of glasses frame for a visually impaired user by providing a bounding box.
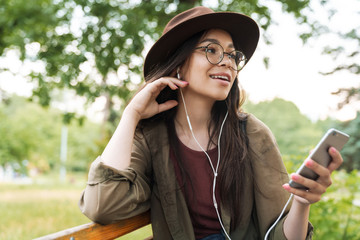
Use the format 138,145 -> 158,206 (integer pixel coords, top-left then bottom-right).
195,43 -> 247,71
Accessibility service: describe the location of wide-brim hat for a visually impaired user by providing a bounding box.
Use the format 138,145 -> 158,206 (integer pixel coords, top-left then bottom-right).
143,6 -> 260,78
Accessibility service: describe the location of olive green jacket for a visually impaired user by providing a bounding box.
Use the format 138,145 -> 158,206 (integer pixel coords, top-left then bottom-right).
79,114 -> 313,239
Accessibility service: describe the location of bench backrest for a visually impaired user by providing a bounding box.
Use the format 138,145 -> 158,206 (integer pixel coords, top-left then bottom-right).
34,211 -> 152,240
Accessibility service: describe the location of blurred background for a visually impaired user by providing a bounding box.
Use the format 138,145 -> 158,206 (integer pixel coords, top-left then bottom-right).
0,0 -> 359,239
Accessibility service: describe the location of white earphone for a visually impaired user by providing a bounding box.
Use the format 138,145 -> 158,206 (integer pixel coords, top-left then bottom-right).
176,69 -> 292,240
177,67 -> 231,239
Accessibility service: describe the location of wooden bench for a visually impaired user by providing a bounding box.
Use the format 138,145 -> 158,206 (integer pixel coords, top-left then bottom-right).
34,211 -> 152,240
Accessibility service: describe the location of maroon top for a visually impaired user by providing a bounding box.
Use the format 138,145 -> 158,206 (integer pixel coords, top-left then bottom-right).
170,138 -> 221,239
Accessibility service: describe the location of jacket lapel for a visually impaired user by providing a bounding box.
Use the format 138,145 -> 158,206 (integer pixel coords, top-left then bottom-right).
144,122 -> 194,239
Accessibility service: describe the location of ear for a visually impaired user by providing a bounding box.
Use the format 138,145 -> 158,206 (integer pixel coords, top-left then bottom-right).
170,66 -> 182,79
176,67 -> 181,80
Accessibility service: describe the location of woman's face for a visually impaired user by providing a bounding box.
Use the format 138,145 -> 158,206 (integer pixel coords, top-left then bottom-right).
180,29 -> 238,102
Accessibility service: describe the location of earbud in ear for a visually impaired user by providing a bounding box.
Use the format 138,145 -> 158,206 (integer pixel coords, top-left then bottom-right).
176,67 -> 181,80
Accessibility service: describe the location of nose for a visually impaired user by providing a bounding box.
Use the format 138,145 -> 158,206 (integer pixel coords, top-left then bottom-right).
218,53 -> 233,68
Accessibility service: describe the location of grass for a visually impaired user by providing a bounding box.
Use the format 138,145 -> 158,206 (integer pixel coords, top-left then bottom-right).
2,170 -> 358,239
0,172 -> 152,239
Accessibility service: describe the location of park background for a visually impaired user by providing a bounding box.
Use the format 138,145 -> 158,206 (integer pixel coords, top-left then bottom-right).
0,0 -> 359,239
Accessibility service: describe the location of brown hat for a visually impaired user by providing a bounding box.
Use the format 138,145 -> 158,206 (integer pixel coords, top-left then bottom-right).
143,6 -> 260,77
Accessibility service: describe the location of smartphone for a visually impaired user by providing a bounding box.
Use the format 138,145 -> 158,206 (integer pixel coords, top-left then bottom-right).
289,128 -> 350,189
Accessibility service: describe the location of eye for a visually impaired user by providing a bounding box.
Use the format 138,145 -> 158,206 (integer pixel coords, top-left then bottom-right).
231,51 -> 245,64
228,53 -> 237,60
206,47 -> 217,54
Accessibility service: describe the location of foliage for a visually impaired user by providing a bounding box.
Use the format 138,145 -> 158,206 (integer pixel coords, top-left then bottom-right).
306,1 -> 360,109
310,170 -> 360,240
0,95 -> 61,171
0,95 -> 102,172
337,112 -> 360,172
0,0 -> 316,125
243,98 -> 360,175
2,94 -> 358,176
244,98 -> 326,157
245,99 -> 360,238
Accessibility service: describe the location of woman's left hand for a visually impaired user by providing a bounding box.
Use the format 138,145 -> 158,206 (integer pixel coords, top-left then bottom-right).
282,147 -> 343,205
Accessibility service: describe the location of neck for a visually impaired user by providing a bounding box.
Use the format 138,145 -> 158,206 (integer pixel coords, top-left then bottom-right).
174,90 -> 215,150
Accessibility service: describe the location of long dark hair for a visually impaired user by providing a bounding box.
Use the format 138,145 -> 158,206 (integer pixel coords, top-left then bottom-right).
139,30 -> 252,229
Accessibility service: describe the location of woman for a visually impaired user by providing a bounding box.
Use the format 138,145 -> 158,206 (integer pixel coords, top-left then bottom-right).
79,6 -> 343,240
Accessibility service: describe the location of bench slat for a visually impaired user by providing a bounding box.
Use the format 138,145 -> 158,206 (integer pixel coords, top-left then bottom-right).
34,211 -> 151,240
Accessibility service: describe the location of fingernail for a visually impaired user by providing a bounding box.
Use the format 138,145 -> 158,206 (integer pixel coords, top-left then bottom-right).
282,184 -> 290,190
305,159 -> 313,167
330,147 -> 337,154
291,173 -> 299,181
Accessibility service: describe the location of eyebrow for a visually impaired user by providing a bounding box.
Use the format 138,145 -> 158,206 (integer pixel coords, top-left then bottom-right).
199,38 -> 235,49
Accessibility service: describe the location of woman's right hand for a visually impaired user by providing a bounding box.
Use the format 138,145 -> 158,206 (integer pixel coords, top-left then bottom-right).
101,76 -> 188,170
125,77 -> 188,121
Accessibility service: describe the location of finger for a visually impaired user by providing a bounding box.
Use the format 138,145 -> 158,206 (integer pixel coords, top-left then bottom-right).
167,77 -> 189,88
327,147 -> 343,173
282,183 -> 322,204
289,173 -> 327,194
158,100 -> 178,113
158,77 -> 188,86
150,77 -> 177,91
304,159 -> 332,187
175,79 -> 189,88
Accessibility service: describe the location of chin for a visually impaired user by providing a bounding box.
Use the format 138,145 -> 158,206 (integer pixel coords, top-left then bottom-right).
220,90 -> 232,99
214,94 -> 229,101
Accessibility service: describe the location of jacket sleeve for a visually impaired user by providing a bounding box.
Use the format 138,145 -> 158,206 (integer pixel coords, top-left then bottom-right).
78,130 -> 152,224
247,114 -> 313,240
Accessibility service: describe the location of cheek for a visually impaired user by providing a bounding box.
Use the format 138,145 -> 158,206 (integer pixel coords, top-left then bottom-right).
184,57 -> 209,80
231,72 -> 238,84
189,70 -> 209,85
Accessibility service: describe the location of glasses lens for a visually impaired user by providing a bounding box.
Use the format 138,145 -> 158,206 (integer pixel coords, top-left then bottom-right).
231,50 -> 246,71
203,43 -> 247,71
205,43 -> 223,65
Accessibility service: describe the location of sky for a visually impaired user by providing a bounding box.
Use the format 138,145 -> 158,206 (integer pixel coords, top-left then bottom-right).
238,0 -> 360,121
0,0 -> 359,122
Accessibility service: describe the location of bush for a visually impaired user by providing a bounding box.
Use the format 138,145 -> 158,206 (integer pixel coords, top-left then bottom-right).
310,170 -> 360,239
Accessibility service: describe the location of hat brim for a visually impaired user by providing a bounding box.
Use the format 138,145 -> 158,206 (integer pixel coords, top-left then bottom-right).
143,12 -> 260,77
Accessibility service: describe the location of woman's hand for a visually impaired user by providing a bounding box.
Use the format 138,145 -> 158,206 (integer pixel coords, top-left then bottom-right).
126,77 -> 188,121
100,76 -> 188,170
283,147 -> 343,205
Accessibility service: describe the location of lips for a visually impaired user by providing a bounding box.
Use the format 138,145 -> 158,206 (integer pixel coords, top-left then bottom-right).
210,73 -> 231,82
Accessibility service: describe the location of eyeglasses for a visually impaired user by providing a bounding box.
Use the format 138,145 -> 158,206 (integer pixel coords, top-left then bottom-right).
195,43 -> 247,71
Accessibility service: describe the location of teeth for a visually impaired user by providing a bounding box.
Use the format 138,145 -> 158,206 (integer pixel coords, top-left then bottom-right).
211,75 -> 229,81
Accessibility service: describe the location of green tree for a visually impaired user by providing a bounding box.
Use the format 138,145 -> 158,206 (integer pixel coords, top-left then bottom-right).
0,0 -> 319,127
319,23 -> 360,109
244,98 -> 324,155
299,1 -> 360,172
298,0 -> 360,109
337,112 -> 360,172
0,96 -> 61,171
243,98 -> 343,172
0,95 -> 101,172
309,170 -> 360,240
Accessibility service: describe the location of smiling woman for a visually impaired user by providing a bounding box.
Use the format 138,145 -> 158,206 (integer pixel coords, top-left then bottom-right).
78,6 -> 344,240
178,29 -> 238,102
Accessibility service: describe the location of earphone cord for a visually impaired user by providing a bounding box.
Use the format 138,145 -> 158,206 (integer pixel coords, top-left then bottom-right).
264,193 -> 294,240
180,89 -> 292,240
180,89 -> 231,239
213,110 -> 230,240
